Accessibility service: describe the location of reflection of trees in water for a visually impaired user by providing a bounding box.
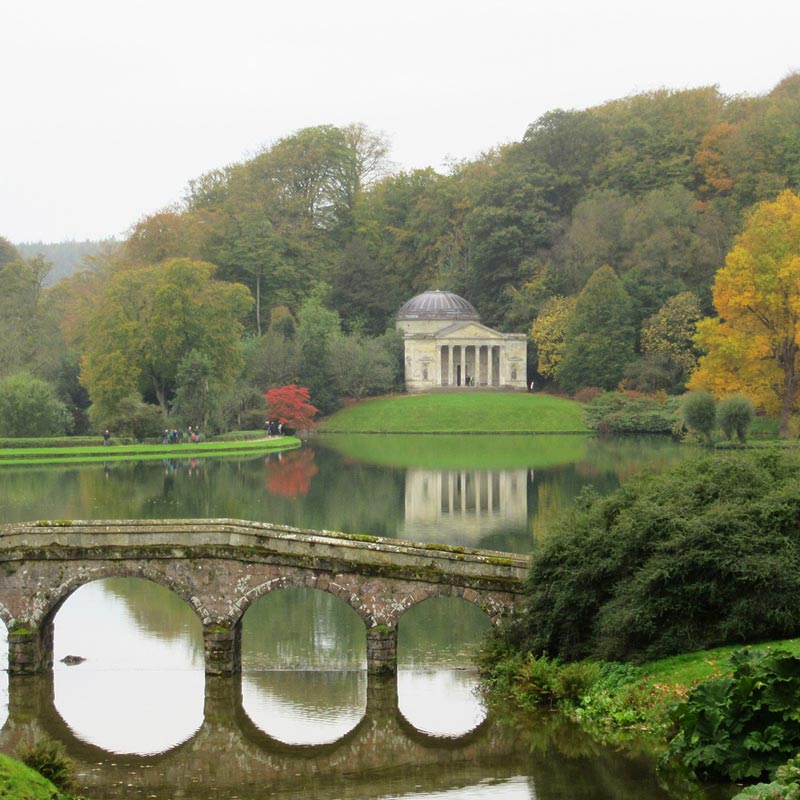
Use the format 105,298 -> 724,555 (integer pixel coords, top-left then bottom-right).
0,467 -> 85,522
0,437 -> 689,553
578,436 -> 689,482
265,449 -> 318,497
523,713 -> 672,800
100,577 -> 203,654
242,588 -> 366,670
243,670 -> 366,715
398,597 -> 491,668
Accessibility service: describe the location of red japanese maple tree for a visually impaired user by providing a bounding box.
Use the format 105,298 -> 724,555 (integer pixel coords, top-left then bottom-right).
264,384 -> 318,430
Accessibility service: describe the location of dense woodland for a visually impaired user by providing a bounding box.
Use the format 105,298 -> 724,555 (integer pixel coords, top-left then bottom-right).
3,74 -> 800,437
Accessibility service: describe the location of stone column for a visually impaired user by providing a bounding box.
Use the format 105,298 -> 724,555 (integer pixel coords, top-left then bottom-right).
203,622 -> 241,676
366,625 -> 397,675
7,624 -> 52,675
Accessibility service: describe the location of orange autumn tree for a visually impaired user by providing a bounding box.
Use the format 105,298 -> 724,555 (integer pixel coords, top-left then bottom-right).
690,190 -> 800,437
264,384 -> 318,430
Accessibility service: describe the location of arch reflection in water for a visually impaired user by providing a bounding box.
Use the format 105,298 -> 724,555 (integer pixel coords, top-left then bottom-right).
396,776 -> 533,800
398,597 -> 491,737
53,578 -> 204,755
241,587 -> 367,745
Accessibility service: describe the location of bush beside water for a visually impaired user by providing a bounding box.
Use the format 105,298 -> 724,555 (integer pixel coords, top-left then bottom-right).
512,450 -> 800,664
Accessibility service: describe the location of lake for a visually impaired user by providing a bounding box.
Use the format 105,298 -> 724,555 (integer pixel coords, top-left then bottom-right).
0,434 -> 701,799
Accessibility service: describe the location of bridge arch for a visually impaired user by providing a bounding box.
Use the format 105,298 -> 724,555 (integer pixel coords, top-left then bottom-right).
231,571 -> 376,628
28,564 -> 209,633
0,599 -> 15,630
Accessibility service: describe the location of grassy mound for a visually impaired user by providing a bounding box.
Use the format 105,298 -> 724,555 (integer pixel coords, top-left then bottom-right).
320,392 -> 588,434
0,753 -> 75,799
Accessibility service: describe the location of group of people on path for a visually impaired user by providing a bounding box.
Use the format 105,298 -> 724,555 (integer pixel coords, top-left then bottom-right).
162,426 -> 201,445
264,419 -> 284,436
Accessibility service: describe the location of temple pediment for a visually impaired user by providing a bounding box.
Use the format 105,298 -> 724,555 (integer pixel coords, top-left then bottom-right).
433,321 -> 507,340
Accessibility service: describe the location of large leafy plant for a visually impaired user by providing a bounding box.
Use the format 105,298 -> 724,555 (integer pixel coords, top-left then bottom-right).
666,649 -> 800,782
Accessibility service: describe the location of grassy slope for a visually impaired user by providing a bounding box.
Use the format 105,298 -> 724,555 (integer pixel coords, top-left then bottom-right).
0,754 -> 74,799
320,393 -> 588,434
0,436 -> 300,466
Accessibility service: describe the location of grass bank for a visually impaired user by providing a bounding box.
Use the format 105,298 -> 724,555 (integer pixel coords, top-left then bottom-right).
0,436 -> 300,466
320,392 -> 588,434
0,753 -> 81,799
482,636 -> 800,746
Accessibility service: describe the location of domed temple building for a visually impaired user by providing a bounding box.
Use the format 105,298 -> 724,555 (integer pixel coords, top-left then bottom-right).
396,290 -> 527,392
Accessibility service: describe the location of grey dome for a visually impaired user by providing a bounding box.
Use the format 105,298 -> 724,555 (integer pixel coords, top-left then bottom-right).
397,290 -> 480,322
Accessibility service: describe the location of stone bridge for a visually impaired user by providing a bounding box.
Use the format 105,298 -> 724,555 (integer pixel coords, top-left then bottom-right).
0,518 -> 529,676
0,674 -> 530,799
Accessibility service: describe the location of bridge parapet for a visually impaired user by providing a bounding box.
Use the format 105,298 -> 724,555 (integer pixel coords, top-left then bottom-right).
0,519 -> 530,676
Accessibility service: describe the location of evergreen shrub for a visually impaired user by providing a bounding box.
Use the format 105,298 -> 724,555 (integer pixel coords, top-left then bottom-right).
584,391 -> 679,434
517,451 -> 800,663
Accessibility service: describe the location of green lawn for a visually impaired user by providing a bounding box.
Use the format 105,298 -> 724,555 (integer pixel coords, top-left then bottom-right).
320,392 -> 588,434
0,753 -> 75,800
0,436 -> 300,466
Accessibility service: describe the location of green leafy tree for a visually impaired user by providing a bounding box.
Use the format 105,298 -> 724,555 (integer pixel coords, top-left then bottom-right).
516,450 -> 800,663
556,266 -> 635,392
464,145 -> 555,328
295,289 -> 342,415
0,255 -> 66,382
88,393 -> 163,441
0,373 -> 71,437
681,390 -> 717,442
641,291 -> 703,389
328,334 -> 399,399
0,236 -> 20,268
717,393 -> 755,443
170,350 -> 219,432
80,258 -> 252,417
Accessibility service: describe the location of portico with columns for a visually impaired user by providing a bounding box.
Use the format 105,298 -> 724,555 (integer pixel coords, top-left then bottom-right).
396,291 -> 527,393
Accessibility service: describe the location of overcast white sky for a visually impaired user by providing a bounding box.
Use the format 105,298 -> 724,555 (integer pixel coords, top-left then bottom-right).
1,0 -> 798,244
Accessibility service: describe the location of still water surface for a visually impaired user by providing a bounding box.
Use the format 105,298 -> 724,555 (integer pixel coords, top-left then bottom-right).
0,434 -> 700,798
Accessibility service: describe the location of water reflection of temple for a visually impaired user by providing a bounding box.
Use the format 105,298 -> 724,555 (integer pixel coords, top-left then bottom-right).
400,468 -> 528,543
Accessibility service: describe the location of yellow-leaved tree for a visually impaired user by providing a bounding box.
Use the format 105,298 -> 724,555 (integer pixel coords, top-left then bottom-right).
690,190 -> 800,437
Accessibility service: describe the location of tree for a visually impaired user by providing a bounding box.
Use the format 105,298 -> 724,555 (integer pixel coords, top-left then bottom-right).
0,373 -> 71,437
79,258 -> 252,417
328,334 -> 398,400
0,236 -> 20,268
690,190 -> 800,437
170,350 -> 219,432
717,394 -> 755,443
264,384 -> 318,430
555,266 -> 635,393
641,291 -> 703,389
681,390 -> 716,442
295,289 -> 342,414
529,295 -> 576,380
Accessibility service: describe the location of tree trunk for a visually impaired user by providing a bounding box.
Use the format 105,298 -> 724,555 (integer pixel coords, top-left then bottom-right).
255,273 -> 261,336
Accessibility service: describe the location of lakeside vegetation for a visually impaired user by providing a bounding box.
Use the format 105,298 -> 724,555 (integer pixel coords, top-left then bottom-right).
0,435 -> 299,466
319,392 -> 588,433
483,448 -> 800,793
0,752 -> 83,800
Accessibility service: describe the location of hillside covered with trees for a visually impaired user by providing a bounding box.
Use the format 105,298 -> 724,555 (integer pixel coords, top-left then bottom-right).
2,74 -> 800,436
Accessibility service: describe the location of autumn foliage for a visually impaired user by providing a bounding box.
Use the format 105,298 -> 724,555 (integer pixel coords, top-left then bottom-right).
690,190 -> 800,437
264,384 -> 319,430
